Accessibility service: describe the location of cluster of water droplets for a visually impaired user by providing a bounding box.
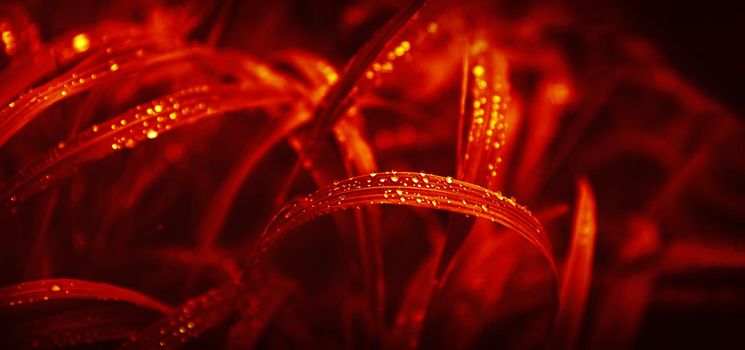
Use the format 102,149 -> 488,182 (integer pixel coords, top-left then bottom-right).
0,32 -> 166,146
1,82 -> 295,211
461,47 -> 511,186
121,285 -> 237,350
255,171 -> 545,263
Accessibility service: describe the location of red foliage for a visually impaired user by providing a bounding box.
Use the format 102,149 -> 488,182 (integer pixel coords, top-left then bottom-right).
1,0 -> 743,349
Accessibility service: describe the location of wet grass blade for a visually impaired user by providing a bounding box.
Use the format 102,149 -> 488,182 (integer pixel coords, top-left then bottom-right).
0,279 -> 171,314
119,284 -> 238,350
0,34 -> 184,146
278,0 -> 426,204
253,171 -> 556,278
1,83 -> 293,208
438,42 -> 512,280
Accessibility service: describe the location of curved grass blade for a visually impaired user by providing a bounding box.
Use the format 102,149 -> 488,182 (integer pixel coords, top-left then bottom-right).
0,43 -> 274,149
119,284 -> 238,350
0,22 -> 153,106
0,31 -> 185,146
0,83 -> 294,208
253,171 -> 556,277
550,177 -> 597,350
0,279 -> 171,314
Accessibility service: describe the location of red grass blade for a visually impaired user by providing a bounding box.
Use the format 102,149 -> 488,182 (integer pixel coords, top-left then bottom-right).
1,83 -> 293,208
253,171 -> 556,277
0,279 -> 171,314
438,40 -> 513,280
119,284 -> 238,350
0,34 -> 185,146
278,0 -> 426,204
551,177 -> 597,350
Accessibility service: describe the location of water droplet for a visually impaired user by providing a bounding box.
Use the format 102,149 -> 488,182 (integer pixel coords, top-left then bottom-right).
427,22 -> 438,33
446,176 -> 453,184
72,33 -> 90,53
473,65 -> 485,77
146,130 -> 158,139
50,284 -> 61,292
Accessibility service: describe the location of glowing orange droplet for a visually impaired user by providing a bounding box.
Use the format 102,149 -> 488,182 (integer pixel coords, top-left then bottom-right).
473,65 -> 485,77
2,30 -> 17,55
110,63 -> 119,72
72,33 -> 90,53
426,22 -> 438,33
548,83 -> 570,105
146,130 -> 158,139
50,284 -> 61,292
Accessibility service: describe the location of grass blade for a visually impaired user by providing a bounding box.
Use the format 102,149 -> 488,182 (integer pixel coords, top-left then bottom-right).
253,171 -> 556,277
438,41 -> 513,280
551,177 -> 597,350
0,279 -> 171,314
1,83 -> 293,208
0,32 -> 184,146
119,284 -> 238,350
278,0 -> 426,204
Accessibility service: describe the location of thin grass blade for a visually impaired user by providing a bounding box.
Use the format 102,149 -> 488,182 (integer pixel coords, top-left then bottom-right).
550,177 -> 597,350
